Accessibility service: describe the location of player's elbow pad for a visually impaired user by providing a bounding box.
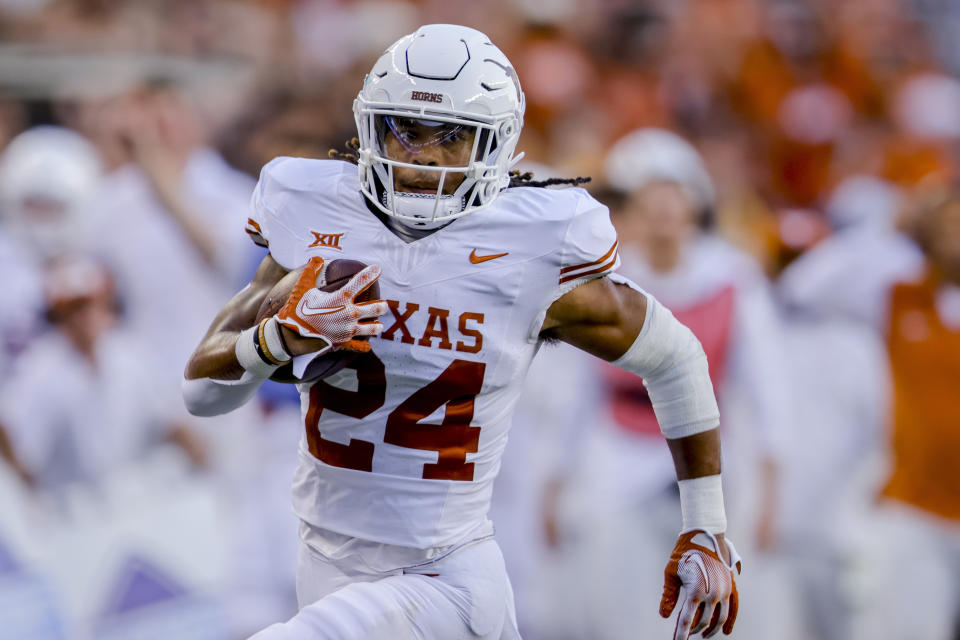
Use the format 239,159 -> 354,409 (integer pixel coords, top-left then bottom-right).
182,375 -> 262,417
612,292 -> 719,439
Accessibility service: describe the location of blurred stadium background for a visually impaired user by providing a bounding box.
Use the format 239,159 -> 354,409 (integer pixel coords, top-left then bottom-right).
0,0 -> 958,638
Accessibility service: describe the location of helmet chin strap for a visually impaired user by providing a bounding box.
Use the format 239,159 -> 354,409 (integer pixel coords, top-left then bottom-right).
384,191 -> 464,229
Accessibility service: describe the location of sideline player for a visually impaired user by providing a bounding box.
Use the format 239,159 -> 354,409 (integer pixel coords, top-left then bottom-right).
0,255 -> 207,492
529,129 -> 787,640
183,25 -> 741,640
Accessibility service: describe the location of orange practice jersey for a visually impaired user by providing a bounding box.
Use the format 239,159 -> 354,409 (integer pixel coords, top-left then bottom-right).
883,270 -> 960,521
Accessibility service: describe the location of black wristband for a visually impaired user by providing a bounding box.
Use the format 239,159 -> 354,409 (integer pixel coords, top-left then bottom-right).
252,326 -> 275,365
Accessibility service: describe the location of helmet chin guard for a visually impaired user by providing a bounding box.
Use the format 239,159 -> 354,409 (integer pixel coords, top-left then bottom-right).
383,191 -> 465,229
354,24 -> 525,229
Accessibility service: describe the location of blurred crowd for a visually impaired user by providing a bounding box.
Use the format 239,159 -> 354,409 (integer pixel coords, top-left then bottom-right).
0,0 -> 958,638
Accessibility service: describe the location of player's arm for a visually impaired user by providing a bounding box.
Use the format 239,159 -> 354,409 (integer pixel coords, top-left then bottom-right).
185,253 -> 287,381
541,277 -> 724,487
182,253 -> 327,415
183,254 -> 388,416
541,276 -> 741,639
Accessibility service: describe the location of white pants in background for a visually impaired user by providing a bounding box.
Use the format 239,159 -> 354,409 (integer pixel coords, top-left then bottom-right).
251,535 -> 520,640
852,501 -> 960,640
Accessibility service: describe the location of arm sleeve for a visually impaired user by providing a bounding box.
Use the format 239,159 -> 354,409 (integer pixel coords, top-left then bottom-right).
182,374 -> 265,417
609,276 -> 720,438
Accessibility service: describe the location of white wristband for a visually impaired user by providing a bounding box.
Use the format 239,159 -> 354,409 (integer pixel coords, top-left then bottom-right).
678,474 -> 727,534
235,325 -> 280,379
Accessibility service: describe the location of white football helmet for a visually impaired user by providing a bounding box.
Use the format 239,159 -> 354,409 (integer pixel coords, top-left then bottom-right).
354,24 -> 525,229
0,126 -> 103,257
605,128 -> 716,214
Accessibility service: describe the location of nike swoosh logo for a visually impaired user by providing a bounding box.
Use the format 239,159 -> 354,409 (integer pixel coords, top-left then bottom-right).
300,301 -> 346,316
469,249 -> 509,264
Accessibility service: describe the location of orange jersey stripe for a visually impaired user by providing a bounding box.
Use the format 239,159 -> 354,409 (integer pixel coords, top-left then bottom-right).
246,218 -> 268,247
560,239 -> 619,275
558,249 -> 619,285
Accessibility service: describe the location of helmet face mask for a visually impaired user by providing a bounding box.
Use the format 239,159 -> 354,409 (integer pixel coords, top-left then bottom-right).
354,24 -> 524,229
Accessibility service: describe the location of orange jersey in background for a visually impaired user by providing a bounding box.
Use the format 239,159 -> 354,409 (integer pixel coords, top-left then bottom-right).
883,271 -> 960,521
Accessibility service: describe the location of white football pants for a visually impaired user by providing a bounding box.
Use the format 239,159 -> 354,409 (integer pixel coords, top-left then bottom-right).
251,536 -> 521,640
851,501 -> 960,640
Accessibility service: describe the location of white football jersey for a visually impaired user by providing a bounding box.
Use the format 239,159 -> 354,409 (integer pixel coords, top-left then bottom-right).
248,158 -> 618,548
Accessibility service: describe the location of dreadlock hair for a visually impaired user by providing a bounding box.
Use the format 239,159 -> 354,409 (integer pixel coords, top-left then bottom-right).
328,137 -> 361,164
327,139 -> 591,189
507,170 -> 591,189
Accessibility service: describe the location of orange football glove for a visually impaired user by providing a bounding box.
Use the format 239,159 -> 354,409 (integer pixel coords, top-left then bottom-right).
275,257 -> 389,353
660,530 -> 742,640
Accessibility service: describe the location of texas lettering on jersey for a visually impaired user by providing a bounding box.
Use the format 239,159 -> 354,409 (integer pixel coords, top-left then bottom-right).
378,300 -> 484,354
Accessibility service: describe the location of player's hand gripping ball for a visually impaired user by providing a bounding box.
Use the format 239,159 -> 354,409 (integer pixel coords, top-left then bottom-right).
256,256 -> 387,384
660,530 -> 742,640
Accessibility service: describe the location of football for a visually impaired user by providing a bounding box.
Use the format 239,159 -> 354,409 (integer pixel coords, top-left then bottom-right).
256,259 -> 380,384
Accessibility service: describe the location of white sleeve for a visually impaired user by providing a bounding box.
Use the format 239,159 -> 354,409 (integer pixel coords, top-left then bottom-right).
182,374 -> 264,417
610,278 -> 720,439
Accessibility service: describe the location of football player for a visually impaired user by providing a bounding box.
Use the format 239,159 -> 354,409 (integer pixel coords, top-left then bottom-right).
183,24 -> 740,640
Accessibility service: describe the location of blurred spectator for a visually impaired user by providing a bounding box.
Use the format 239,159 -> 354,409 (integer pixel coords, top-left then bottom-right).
847,191 -> 960,640
770,311 -> 888,640
0,125 -> 103,363
0,125 -> 101,258
777,182 -> 923,329
825,173 -> 902,231
781,184 -> 960,640
882,72 -> 960,187
0,254 -> 206,494
75,81 -> 257,414
768,207 -> 890,640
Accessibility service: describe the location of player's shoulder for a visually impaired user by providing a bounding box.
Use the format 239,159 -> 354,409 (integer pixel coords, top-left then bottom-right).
496,185 -> 604,225
248,158 -> 363,261
491,186 -> 619,286
257,156 -> 357,197
491,186 -> 612,250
